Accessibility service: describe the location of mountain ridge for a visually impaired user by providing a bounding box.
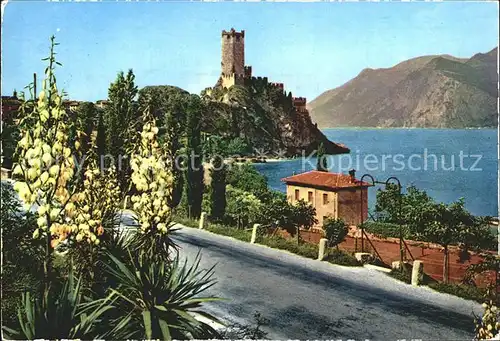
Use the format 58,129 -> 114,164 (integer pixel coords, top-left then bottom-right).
309,47 -> 498,128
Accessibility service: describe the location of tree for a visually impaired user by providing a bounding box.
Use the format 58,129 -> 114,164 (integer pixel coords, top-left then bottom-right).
227,163 -> 269,200
184,95 -> 204,219
105,69 -> 138,192
76,102 -> 97,154
323,217 -> 348,248
226,186 -> 263,228
163,97 -> 184,209
210,156 -> 226,221
408,199 -> 484,283
291,200 -> 318,244
375,184 -> 433,226
1,108 -> 20,169
96,112 -> 106,164
316,142 -> 328,172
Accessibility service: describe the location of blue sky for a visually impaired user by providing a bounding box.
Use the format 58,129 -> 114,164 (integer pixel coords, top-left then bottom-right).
1,1 -> 498,102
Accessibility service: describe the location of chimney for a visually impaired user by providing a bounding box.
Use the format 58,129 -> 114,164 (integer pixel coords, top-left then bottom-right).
348,169 -> 356,183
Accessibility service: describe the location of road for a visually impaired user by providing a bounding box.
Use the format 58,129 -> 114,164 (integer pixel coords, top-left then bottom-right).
173,225 -> 482,340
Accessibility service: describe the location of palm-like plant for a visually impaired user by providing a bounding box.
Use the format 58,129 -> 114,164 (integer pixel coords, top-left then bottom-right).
2,270 -> 110,340
92,250 -> 223,340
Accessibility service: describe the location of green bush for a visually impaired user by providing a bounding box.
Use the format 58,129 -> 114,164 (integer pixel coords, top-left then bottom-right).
428,282 -> 498,305
388,266 -> 412,284
259,235 -> 318,259
206,223 -> 253,242
362,221 -> 408,239
387,266 -> 497,304
324,249 -> 361,267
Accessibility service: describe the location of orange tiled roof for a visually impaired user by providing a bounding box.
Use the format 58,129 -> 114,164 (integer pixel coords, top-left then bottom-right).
281,170 -> 372,190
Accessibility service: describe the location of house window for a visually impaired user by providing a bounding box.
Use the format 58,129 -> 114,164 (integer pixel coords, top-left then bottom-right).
295,189 -> 300,201
308,191 -> 313,203
323,193 -> 328,205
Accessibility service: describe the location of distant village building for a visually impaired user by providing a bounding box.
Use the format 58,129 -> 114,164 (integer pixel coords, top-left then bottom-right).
282,170 -> 372,228
95,100 -> 109,109
63,100 -> 81,112
1,94 -> 21,121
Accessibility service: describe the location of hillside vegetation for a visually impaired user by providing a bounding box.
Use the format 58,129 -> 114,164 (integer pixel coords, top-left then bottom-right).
139,78 -> 349,156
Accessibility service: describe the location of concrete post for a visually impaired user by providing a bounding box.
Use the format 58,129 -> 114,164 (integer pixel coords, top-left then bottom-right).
199,212 -> 207,230
123,195 -> 129,210
411,260 -> 424,286
318,238 -> 328,260
251,224 -> 260,244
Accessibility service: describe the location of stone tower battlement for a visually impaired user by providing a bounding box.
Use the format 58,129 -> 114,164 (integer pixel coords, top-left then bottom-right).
244,66 -> 252,78
221,28 -> 245,87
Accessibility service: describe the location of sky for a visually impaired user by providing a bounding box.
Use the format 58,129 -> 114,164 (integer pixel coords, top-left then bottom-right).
1,0 -> 498,102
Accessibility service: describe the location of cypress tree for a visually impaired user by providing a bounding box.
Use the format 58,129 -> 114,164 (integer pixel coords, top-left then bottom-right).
96,112 -> 106,165
165,100 -> 184,209
105,69 -> 138,192
316,142 -> 328,172
210,156 -> 226,221
185,95 -> 204,219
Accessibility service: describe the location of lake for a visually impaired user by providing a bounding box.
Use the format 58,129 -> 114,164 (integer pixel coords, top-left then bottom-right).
254,128 -> 499,217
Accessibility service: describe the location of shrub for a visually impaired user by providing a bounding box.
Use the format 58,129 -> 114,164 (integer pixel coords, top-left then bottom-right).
206,223 -> 253,242
474,287 -> 500,340
428,282 -> 497,305
361,221 -> 407,239
3,270 -> 103,339
323,217 -> 348,248
92,251 -> 222,339
324,249 -> 361,267
260,235 -> 318,259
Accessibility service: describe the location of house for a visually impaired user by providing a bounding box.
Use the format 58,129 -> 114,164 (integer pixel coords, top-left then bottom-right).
95,100 -> 109,109
281,169 -> 372,229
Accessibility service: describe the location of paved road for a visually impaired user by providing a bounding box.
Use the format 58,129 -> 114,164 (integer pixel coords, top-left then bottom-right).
173,225 -> 482,340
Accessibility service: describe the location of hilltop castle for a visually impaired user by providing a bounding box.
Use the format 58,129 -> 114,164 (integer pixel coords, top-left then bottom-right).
219,28 -> 309,114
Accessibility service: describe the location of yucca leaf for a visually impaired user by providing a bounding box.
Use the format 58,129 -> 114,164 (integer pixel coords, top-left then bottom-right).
158,318 -> 172,341
142,310 -> 153,339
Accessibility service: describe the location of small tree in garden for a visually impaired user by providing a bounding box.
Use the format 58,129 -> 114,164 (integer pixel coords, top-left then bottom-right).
408,199 -> 483,283
375,184 -> 433,225
291,200 -> 318,245
323,217 -> 348,249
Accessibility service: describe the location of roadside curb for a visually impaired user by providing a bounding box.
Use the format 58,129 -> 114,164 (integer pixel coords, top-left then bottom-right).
363,263 -> 392,273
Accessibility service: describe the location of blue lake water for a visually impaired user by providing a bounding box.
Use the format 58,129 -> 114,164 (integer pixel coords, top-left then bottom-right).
255,128 -> 499,217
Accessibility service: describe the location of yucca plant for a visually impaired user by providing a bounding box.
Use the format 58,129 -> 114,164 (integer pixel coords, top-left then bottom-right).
91,250 -> 223,340
2,269 -> 111,339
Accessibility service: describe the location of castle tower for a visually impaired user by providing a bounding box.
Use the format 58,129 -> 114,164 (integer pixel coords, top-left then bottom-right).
221,28 -> 245,88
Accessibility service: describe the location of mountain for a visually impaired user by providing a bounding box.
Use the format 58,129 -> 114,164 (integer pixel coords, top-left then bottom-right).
309,47 -> 498,128
140,81 -> 349,156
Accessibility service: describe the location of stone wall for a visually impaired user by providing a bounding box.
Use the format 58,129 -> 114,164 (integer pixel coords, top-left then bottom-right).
337,188 -> 368,226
